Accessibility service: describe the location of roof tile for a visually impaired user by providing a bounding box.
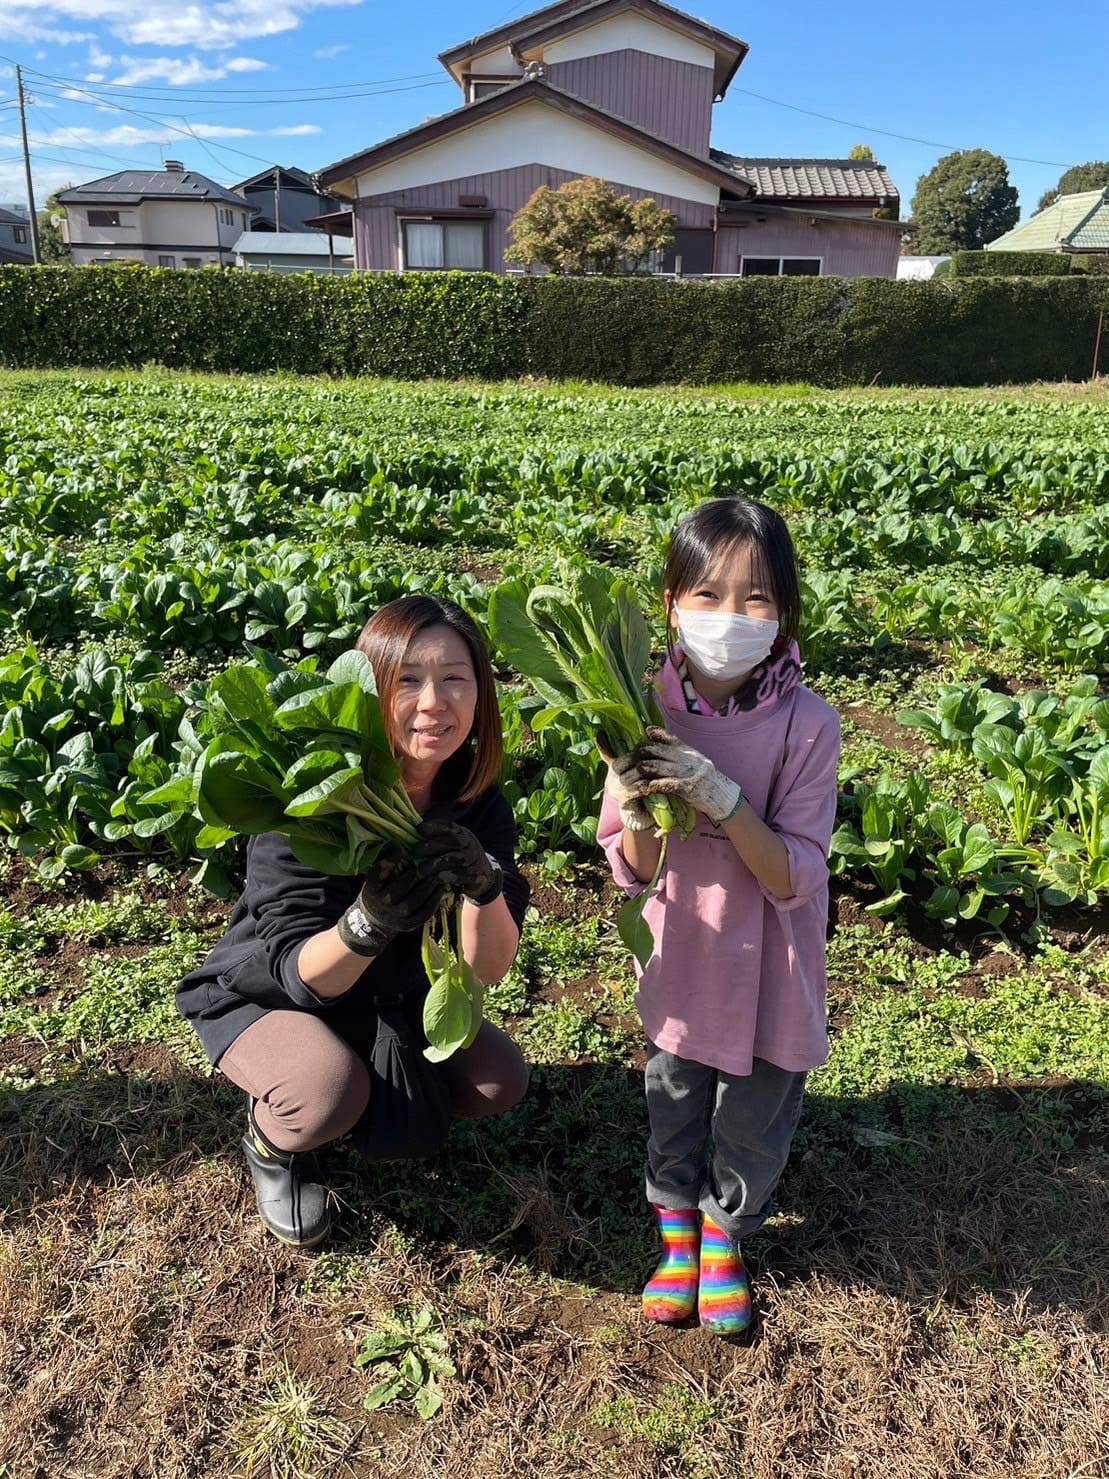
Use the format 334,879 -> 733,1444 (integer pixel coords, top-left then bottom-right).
710,152 -> 898,202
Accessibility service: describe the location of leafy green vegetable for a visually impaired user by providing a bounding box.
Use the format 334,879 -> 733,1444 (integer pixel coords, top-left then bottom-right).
489,567 -> 694,968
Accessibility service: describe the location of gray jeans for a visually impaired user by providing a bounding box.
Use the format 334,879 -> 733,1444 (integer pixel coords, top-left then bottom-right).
644,1044 -> 807,1243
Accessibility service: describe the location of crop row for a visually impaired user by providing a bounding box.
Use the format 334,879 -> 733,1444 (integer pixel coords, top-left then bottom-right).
4,443 -> 1108,544
4,531 -> 1104,674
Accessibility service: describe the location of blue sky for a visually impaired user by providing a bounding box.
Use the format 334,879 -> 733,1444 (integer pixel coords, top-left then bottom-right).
1,0 -> 1104,222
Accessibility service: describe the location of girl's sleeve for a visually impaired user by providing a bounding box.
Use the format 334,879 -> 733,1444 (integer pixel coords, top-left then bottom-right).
760,708 -> 842,911
598,788 -> 647,897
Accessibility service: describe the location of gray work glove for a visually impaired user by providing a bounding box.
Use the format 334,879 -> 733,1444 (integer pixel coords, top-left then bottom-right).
337,842 -> 449,957
618,728 -> 744,827
417,820 -> 504,906
596,735 -> 655,832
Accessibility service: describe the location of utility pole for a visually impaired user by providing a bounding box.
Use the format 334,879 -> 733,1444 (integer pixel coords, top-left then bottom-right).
15,66 -> 41,264
274,165 -> 282,232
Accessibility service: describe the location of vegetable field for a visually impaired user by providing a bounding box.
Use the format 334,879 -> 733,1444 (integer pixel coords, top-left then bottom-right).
1,372 -> 1107,1478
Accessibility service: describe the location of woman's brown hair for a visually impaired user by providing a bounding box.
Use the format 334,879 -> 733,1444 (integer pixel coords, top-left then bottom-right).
355,595 -> 502,803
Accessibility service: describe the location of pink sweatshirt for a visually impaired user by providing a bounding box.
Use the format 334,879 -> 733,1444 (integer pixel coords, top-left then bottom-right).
598,666 -> 841,1076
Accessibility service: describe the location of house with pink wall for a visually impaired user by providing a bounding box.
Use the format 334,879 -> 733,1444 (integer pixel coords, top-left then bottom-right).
315,0 -> 901,278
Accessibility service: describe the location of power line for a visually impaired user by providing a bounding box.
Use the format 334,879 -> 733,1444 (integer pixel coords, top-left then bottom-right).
23,65 -> 444,98
1,67 -> 281,169
731,87 -> 1069,170
28,75 -> 450,110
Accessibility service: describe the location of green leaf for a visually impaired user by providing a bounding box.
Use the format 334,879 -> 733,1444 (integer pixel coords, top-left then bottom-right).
363,1369 -> 407,1412
488,581 -> 579,707
326,649 -> 379,694
414,1382 -> 443,1421
422,969 -> 473,1059
196,738 -> 289,834
617,891 -> 655,970
274,680 -> 374,740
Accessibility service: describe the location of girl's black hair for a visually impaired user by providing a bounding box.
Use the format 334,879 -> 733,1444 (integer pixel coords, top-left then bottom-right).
662,497 -> 801,648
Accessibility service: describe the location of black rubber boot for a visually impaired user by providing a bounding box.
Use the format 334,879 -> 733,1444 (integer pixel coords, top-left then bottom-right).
242,1102 -> 332,1248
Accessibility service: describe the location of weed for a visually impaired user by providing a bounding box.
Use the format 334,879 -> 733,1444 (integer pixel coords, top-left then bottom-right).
353,1304 -> 456,1420
594,1380 -> 716,1462
230,1365 -> 351,1479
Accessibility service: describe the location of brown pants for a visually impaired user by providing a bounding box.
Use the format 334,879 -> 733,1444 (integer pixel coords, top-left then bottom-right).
219,1009 -> 529,1153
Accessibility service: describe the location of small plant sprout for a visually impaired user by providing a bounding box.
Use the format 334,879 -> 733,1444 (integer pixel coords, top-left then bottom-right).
354,1305 -> 456,1420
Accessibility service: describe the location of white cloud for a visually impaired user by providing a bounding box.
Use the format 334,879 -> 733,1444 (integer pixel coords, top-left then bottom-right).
0,0 -> 364,50
0,158 -> 85,205
88,42 -> 113,69
269,124 -> 320,136
314,43 -> 349,58
107,55 -> 270,86
4,122 -> 259,150
0,14 -> 95,43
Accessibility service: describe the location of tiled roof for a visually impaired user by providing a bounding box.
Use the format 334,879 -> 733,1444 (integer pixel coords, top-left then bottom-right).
0,206 -> 29,225
986,188 -> 1109,252
710,153 -> 898,202
56,169 -> 251,210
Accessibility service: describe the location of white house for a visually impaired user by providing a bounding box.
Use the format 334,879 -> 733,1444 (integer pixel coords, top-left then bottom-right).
57,161 -> 253,268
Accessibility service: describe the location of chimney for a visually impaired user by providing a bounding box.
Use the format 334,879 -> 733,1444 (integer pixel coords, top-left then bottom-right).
164,159 -> 185,172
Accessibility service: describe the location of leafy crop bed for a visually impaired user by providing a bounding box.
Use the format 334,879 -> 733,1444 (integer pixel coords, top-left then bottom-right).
1,372 -> 1107,1478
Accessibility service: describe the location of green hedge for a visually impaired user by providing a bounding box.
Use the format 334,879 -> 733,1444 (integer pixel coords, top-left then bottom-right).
950,251 -> 1073,277
1,264 -> 1107,385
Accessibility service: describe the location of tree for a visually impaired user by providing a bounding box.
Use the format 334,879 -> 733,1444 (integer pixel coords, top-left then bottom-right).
910,149 -> 1019,254
37,192 -> 70,263
848,143 -> 875,160
1037,161 -> 1109,214
505,176 -> 676,275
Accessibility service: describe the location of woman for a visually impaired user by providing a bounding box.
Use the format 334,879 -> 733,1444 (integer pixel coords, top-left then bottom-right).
178,595 -> 530,1246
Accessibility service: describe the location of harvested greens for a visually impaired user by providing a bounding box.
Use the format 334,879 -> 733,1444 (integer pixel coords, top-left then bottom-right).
489,568 -> 694,967
140,647 -> 482,1060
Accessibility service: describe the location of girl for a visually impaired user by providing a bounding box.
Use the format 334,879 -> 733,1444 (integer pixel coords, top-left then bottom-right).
598,497 -> 840,1336
178,595 -> 530,1247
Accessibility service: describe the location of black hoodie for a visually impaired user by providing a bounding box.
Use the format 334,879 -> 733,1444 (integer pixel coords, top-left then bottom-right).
177,781 -> 528,1067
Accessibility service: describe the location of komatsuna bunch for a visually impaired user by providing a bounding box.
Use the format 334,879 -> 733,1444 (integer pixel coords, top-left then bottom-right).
140,648 -> 481,1061
489,567 -> 694,967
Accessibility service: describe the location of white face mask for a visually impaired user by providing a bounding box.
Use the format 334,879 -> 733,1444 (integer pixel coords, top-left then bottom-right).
676,608 -> 779,683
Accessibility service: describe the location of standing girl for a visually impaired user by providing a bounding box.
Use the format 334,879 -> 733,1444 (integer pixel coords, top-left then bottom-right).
598,497 -> 840,1336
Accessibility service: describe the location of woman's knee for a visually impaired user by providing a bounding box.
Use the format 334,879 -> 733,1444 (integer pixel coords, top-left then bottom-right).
220,1013 -> 371,1150
448,1026 -> 529,1119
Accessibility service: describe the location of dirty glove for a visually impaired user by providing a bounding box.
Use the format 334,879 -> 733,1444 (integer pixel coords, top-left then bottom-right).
337,844 -> 449,957
597,736 -> 655,832
417,820 -> 504,906
622,727 -> 744,827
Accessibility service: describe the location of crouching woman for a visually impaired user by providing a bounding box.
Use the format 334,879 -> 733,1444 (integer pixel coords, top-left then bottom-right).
177,596 -> 529,1246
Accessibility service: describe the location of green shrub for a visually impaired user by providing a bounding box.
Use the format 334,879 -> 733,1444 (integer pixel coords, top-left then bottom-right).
951,251 -> 1072,277
1,264 -> 1106,386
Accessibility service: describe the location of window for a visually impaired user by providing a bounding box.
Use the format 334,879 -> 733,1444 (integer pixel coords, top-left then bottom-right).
402,219 -> 485,271
470,81 -> 507,100
88,209 -> 121,228
741,257 -> 822,277
13,226 -> 27,244
158,255 -> 175,268
183,257 -> 202,269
